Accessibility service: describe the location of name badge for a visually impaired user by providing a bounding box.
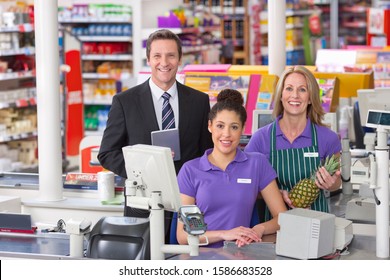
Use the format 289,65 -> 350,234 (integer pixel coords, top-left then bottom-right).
237,178 -> 251,184
304,152 -> 319,158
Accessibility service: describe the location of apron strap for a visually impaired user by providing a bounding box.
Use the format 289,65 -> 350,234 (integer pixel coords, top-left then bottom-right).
271,120 -> 318,151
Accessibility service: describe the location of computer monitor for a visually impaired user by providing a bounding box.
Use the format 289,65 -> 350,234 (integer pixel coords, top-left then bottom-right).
122,144 -> 182,212
252,109 -> 274,134
357,88 -> 390,126
366,110 -> 390,130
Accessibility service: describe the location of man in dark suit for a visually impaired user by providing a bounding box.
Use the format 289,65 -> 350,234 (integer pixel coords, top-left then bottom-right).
98,29 -> 213,238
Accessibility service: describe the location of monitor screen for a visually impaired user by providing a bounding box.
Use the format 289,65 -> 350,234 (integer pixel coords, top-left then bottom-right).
122,144 -> 182,212
357,88 -> 390,126
366,110 -> 390,129
252,109 -> 274,134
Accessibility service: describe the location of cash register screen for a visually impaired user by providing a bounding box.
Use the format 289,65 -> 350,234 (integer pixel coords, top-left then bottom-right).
366,110 -> 390,128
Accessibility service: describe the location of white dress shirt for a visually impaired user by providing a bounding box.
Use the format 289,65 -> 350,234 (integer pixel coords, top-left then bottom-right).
149,79 -> 179,130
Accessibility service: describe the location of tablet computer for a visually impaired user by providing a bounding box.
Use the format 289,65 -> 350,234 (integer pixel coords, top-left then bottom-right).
151,128 -> 181,161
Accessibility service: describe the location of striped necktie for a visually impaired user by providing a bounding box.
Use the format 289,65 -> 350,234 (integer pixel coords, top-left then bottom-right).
162,92 -> 175,129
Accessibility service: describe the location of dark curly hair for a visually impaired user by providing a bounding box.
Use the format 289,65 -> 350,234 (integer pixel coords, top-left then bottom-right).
209,88 -> 247,125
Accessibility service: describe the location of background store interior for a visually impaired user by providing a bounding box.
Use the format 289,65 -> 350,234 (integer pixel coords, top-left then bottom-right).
0,0 -> 389,174
0,0 -> 389,261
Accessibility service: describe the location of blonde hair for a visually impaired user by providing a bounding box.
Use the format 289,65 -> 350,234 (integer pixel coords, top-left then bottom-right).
272,66 -> 325,126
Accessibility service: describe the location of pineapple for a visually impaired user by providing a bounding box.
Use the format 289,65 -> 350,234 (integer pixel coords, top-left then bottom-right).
288,154 -> 340,208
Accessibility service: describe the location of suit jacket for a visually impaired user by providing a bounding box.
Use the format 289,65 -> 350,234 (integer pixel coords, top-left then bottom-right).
98,79 -> 213,178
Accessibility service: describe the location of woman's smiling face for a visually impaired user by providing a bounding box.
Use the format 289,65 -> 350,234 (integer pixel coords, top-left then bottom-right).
281,72 -> 311,118
208,109 -> 243,157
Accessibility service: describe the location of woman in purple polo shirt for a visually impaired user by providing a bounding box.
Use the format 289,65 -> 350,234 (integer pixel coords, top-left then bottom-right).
176,89 -> 287,248
245,66 -> 342,220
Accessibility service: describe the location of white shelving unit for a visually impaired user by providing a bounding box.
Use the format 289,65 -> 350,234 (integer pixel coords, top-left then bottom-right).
0,21 -> 38,171
58,0 -> 182,135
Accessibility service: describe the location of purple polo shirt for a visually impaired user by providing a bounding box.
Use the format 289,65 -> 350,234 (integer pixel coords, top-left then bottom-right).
177,148 -> 277,248
245,117 -> 342,160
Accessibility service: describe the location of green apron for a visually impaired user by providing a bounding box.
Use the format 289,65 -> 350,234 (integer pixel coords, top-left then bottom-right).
265,122 -> 328,221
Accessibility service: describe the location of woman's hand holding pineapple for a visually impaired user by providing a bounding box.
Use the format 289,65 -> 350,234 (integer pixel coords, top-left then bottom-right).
315,166 -> 341,191
281,190 -> 296,209
282,167 -> 342,209
287,155 -> 342,208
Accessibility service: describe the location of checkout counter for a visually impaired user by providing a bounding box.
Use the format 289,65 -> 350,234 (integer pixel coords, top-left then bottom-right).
0,182 -> 388,260
168,192 -> 386,260
0,172 -> 123,259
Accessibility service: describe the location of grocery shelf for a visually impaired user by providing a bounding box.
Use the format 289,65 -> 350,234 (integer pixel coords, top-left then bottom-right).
0,24 -> 33,33
84,99 -> 113,106
260,23 -> 303,33
341,21 -> 367,28
82,72 -> 132,80
0,47 -> 35,56
259,9 -> 317,20
58,17 -> 132,24
0,131 -> 38,143
260,45 -> 304,56
0,97 -> 36,110
81,54 -> 133,61
340,5 -> 368,13
84,130 -> 103,136
78,35 -> 132,42
0,71 -> 35,81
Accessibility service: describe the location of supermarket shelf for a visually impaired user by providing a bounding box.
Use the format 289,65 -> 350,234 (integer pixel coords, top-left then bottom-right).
182,43 -> 222,54
0,71 -> 35,81
260,9 -> 316,20
220,38 -> 245,46
84,130 -> 104,136
340,5 -> 368,13
260,23 -> 303,33
82,73 -> 111,79
261,45 -> 304,56
312,0 -> 331,4
82,72 -> 132,80
81,54 -> 133,61
0,24 -> 34,33
0,131 -> 38,143
84,99 -> 113,106
78,35 -> 132,42
341,21 -> 367,28
344,35 -> 366,44
213,7 -> 245,15
0,97 -> 37,110
217,13 -> 246,20
59,17 -> 132,23
0,47 -> 35,57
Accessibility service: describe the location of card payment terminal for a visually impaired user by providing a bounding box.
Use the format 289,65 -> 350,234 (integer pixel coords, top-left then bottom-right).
179,205 -> 207,236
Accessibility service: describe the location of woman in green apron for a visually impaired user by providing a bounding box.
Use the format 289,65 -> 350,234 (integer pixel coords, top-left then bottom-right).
245,66 -> 342,220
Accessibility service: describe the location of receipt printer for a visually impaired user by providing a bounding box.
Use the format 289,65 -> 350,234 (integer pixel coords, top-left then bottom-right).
276,209 -> 353,259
